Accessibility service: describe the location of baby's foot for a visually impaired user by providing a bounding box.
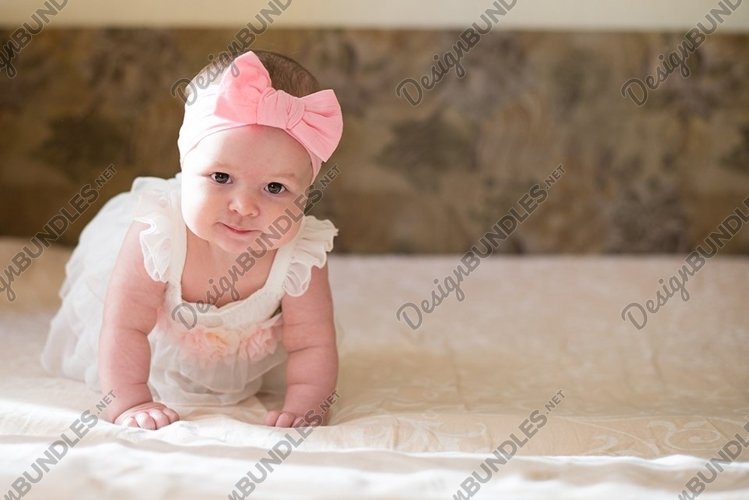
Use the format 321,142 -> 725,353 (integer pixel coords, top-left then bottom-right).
114,401 -> 179,430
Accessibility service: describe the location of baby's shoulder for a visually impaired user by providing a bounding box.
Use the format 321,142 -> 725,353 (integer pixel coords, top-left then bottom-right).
281,216 -> 338,297
129,176 -> 184,284
107,220 -> 168,322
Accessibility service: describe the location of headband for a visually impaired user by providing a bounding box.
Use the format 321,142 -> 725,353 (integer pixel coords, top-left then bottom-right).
177,51 -> 343,179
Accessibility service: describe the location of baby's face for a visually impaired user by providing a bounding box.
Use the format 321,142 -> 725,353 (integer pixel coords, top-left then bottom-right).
180,124 -> 313,256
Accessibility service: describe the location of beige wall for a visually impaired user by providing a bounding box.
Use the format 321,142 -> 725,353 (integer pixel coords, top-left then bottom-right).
1,0 -> 748,31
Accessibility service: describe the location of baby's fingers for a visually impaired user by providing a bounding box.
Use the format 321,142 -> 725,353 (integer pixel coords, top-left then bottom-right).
120,416 -> 139,428
292,416 -> 306,427
148,409 -> 173,429
264,410 -> 298,427
120,410 -> 177,430
162,407 -> 180,424
264,410 -> 282,426
118,412 -> 156,430
134,412 -> 157,430
279,412 -> 298,427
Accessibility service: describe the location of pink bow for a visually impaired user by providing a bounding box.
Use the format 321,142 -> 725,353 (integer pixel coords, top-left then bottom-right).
178,51 -> 343,179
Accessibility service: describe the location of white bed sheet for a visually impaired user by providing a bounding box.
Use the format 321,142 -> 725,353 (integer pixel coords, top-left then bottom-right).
1,238 -> 748,499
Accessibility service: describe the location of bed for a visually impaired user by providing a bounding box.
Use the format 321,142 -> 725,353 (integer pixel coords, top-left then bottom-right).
1,237 -> 748,499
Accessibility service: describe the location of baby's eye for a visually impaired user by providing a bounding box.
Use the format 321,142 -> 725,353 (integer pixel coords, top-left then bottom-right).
211,172 -> 231,184
265,182 -> 286,195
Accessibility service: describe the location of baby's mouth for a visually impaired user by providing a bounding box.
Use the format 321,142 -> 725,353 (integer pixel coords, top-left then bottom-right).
222,223 -> 257,235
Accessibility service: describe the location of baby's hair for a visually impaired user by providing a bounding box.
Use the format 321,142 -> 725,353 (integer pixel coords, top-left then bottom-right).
253,51 -> 321,97
186,49 -> 321,101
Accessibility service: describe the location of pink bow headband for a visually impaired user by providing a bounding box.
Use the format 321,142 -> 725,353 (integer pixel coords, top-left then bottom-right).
177,51 -> 343,179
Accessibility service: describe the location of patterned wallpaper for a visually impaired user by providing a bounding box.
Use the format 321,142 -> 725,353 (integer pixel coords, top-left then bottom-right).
0,28 -> 748,254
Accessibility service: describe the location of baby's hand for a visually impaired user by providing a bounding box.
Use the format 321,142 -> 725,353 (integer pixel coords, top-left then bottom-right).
264,409 -> 324,428
114,401 -> 180,430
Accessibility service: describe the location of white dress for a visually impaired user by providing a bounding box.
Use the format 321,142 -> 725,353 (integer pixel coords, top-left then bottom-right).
40,173 -> 337,406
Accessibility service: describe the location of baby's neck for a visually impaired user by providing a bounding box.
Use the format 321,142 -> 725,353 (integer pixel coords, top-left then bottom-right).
181,227 -> 278,307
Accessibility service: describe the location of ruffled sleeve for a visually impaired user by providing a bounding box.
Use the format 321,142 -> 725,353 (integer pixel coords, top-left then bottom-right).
283,216 -> 338,297
131,176 -> 179,283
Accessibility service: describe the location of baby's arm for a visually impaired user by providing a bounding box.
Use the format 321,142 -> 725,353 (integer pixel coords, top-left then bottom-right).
98,221 -> 179,429
264,263 -> 338,427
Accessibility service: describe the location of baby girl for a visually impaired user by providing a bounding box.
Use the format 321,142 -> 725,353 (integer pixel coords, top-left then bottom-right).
41,50 -> 343,430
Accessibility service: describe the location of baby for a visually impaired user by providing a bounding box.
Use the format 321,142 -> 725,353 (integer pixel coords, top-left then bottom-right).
41,50 -> 343,430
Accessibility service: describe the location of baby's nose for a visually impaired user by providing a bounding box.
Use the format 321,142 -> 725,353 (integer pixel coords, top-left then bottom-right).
229,193 -> 260,217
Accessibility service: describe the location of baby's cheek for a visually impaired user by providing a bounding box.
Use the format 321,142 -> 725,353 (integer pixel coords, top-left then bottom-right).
180,206 -> 198,230
181,205 -> 209,240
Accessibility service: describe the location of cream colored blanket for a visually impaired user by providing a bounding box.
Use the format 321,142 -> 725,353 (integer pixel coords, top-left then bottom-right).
1,238 -> 747,499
